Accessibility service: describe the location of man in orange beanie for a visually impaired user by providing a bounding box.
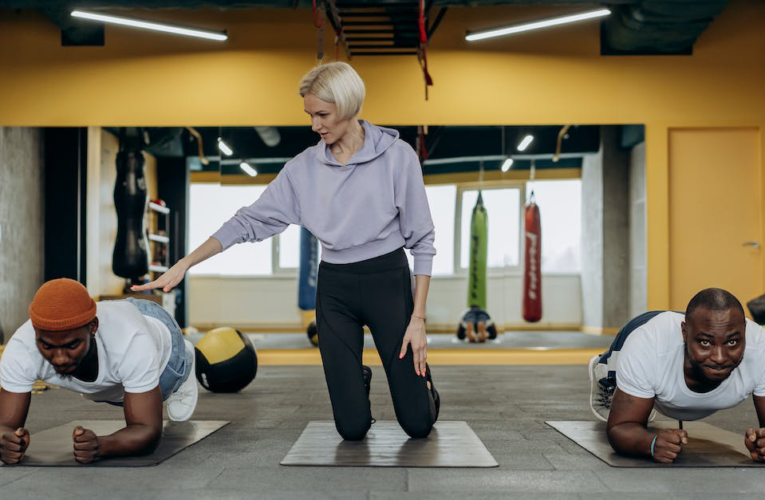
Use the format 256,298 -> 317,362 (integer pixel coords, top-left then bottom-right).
0,279 -> 198,465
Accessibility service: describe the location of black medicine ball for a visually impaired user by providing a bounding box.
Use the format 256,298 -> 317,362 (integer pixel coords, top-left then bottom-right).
307,320 -> 319,347
195,327 -> 257,393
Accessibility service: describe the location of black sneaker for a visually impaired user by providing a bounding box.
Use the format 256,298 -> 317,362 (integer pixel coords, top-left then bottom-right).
362,365 -> 376,424
425,364 -> 440,423
362,365 -> 372,398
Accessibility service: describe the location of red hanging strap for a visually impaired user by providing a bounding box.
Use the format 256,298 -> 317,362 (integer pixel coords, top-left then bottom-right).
418,0 -> 434,95
418,0 -> 427,45
313,0 -> 325,61
312,0 -> 323,28
335,29 -> 342,61
417,125 -> 429,162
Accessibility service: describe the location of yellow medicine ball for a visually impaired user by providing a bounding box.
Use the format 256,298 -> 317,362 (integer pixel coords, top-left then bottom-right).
195,327 -> 257,393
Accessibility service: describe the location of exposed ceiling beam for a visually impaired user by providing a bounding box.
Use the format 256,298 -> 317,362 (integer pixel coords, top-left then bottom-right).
0,0 -> 729,54
40,6 -> 104,45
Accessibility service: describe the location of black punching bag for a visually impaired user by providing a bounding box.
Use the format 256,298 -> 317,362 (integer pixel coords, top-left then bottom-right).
112,149 -> 150,281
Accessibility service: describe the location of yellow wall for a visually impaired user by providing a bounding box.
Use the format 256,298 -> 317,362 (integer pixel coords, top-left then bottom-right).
668,128 -> 762,311
1,1 -> 764,309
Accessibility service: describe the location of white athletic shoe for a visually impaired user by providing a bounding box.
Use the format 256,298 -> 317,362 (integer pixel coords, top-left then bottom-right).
167,340 -> 198,422
588,354 -> 613,422
588,353 -> 656,423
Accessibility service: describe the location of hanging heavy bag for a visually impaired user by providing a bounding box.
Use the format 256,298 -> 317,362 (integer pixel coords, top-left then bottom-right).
112,148 -> 150,281
468,192 -> 488,310
747,294 -> 765,325
299,227 -> 320,346
523,193 -> 542,322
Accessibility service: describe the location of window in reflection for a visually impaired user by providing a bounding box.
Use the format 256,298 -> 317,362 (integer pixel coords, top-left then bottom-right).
188,179 -> 582,277
188,184 -> 272,275
277,224 -> 301,269
526,179 -> 582,273
404,185 -> 457,275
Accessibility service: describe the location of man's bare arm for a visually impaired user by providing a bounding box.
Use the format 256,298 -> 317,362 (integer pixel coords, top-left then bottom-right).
607,388 -> 687,463
0,389 -> 31,432
0,389 -> 32,464
743,395 -> 765,462
606,388 -> 656,456
72,387 -> 163,464
753,395 -> 765,428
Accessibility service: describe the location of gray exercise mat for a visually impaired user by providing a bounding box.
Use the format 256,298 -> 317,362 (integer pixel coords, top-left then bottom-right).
547,420 -> 765,468
5,420 -> 229,467
281,420 -> 498,468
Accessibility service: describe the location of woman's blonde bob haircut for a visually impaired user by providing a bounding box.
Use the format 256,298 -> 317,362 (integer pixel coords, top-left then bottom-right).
299,62 -> 366,121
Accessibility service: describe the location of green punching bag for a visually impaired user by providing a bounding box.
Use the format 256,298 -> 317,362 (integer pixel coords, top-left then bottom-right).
468,192 -> 488,309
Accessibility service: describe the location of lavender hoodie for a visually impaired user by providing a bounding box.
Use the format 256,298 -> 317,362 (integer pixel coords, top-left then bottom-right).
211,120 -> 436,276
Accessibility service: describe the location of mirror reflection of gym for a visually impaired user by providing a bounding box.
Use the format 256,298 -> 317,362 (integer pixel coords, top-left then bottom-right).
99,124 -> 646,361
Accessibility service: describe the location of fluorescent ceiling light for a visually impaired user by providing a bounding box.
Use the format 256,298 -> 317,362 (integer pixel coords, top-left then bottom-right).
501,158 -> 514,172
466,8 -> 610,42
217,139 -> 233,156
240,162 -> 258,177
71,10 -> 228,41
517,135 -> 534,152
219,157 -> 292,165
423,155 -> 506,166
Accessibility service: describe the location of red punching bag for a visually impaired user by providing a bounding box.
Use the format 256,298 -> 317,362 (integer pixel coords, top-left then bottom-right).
523,193 -> 542,322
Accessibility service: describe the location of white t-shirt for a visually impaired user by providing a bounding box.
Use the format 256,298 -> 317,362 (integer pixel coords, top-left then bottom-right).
617,311 -> 765,420
0,301 -> 172,403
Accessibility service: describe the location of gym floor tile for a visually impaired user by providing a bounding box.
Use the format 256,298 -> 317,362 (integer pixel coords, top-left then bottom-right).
11,364 -> 765,498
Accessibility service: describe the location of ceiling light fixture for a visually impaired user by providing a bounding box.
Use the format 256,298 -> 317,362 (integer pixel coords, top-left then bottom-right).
218,138 -> 233,156
240,162 -> 258,177
466,8 -> 610,42
501,158 -> 514,172
517,135 -> 534,152
423,155 -> 506,166
71,10 -> 228,41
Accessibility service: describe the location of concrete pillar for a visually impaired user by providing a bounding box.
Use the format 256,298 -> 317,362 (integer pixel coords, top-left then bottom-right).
0,128 -> 44,341
629,142 -> 647,318
581,149 -> 604,330
580,126 -> 631,331
602,126 -> 630,329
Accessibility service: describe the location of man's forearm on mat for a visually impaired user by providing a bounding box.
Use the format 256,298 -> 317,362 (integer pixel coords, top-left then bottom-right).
97,424 -> 162,458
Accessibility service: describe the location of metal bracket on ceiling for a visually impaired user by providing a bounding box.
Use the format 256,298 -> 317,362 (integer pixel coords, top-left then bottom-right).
427,5 -> 447,40
41,7 -> 105,46
186,127 -> 209,166
325,0 -> 352,60
323,0 -> 445,59
552,125 -> 572,163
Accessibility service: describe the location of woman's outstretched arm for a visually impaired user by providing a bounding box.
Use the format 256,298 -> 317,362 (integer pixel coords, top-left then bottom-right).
131,237 -> 223,292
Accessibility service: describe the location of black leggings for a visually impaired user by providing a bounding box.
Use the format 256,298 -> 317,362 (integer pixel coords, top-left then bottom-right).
316,247 -> 437,440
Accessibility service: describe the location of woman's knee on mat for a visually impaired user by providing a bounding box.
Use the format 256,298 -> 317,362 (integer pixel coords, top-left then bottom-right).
398,416 -> 433,439
336,416 -> 371,441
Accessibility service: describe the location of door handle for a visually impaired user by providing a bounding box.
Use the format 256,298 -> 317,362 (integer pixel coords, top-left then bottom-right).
742,241 -> 761,249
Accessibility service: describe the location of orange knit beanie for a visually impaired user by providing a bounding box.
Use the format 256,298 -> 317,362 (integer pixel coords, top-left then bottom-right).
29,279 -> 97,331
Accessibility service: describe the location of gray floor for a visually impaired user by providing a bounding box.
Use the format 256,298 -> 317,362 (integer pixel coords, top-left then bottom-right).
4,365 -> 765,499
204,332 -> 615,351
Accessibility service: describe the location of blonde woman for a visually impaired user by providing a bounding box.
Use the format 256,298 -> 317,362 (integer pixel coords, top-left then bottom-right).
135,62 -> 440,440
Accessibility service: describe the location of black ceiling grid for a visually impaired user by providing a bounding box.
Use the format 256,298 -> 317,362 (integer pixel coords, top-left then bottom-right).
326,0 -> 422,57
0,0 -> 727,54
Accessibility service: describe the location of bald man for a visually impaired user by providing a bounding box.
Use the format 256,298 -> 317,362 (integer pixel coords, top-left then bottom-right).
589,288 -> 765,463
